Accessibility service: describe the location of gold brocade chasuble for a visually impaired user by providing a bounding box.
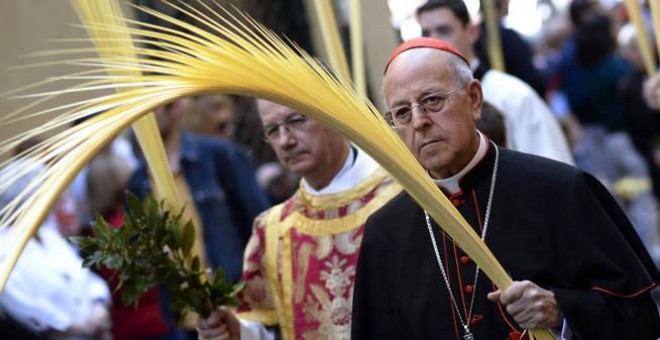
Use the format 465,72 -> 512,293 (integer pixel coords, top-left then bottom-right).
235,168 -> 402,340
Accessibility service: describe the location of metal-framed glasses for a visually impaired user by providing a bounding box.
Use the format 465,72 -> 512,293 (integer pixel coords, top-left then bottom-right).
385,85 -> 466,128
262,113 -> 309,143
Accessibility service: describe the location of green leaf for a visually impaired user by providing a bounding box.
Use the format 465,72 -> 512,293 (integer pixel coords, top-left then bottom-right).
181,221 -> 195,258
126,192 -> 145,221
220,296 -> 242,307
213,268 -> 226,284
120,281 -> 140,306
121,220 -> 133,245
93,216 -> 112,243
104,255 -> 124,269
229,282 -> 245,297
70,236 -> 90,248
191,257 -> 200,273
159,234 -> 171,249
75,193 -> 240,321
81,256 -> 95,268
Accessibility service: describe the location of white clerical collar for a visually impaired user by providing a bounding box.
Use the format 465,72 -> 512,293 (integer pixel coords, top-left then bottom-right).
433,131 -> 488,195
301,144 -> 380,195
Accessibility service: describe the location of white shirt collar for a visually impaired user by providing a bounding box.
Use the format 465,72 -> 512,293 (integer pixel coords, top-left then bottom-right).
301,145 -> 380,196
433,131 -> 488,195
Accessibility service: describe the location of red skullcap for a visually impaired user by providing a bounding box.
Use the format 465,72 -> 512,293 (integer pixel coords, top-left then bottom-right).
384,37 -> 469,74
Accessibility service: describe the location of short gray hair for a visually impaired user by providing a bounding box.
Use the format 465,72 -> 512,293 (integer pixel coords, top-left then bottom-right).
447,53 -> 473,87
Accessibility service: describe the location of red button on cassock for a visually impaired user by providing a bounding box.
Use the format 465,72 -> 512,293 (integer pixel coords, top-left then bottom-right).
464,284 -> 474,294
460,256 -> 470,265
470,315 -> 483,326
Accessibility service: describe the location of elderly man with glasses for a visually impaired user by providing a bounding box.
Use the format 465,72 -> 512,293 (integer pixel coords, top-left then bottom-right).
351,38 -> 660,340
197,99 -> 402,340
416,0 -> 574,166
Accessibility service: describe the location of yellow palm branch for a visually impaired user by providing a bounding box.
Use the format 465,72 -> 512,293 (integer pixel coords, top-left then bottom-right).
623,0 -> 656,77
349,0 -> 366,97
0,1 -> 550,337
71,0 -> 182,210
309,0 -> 351,82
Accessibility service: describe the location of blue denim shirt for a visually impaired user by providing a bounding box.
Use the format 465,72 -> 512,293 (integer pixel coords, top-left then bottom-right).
127,131 -> 270,283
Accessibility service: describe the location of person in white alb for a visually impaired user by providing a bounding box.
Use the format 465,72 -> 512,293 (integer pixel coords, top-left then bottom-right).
196,99 -> 402,340
0,160 -> 111,338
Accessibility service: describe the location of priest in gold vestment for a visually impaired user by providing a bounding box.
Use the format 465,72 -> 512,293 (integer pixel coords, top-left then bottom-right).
197,100 -> 402,340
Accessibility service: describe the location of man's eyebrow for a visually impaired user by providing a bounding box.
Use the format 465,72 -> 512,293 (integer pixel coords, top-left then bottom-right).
263,111 -> 302,128
389,88 -> 445,108
388,99 -> 409,108
285,112 -> 303,120
420,88 -> 447,96
432,24 -> 452,33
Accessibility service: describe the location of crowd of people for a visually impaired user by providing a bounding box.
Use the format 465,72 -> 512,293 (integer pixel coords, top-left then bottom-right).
3,0 -> 660,339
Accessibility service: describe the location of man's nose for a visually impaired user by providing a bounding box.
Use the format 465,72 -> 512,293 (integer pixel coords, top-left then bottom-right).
411,105 -> 431,130
276,126 -> 296,146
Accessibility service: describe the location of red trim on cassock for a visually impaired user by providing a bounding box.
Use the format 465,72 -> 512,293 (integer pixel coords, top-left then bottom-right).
493,282 -> 521,333
591,282 -> 657,298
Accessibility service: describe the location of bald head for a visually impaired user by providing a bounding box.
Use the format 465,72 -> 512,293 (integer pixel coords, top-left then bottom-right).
384,48 -> 473,102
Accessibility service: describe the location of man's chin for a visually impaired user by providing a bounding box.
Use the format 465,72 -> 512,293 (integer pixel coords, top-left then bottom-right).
421,157 -> 451,175
419,144 -> 448,160
286,160 -> 313,175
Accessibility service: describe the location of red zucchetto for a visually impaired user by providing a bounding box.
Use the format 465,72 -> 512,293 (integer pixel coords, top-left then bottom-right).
384,37 -> 469,74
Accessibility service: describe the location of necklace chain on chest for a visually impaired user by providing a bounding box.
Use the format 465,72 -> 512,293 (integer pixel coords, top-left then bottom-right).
424,143 -> 499,340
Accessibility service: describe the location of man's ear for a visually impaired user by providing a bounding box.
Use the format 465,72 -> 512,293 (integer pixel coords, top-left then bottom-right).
466,79 -> 483,121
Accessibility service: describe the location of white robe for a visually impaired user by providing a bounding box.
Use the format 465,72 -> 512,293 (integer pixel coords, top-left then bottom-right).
481,68 -> 575,166
0,215 -> 110,333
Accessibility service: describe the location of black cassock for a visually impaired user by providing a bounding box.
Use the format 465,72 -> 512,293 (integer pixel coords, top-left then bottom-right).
352,143 -> 660,340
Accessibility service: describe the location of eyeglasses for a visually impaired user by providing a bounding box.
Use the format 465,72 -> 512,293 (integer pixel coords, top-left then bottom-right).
262,113 -> 309,143
385,85 -> 466,128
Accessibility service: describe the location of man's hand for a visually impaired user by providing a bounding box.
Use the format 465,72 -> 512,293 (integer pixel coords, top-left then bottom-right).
643,74 -> 660,110
197,307 -> 240,340
487,280 -> 562,329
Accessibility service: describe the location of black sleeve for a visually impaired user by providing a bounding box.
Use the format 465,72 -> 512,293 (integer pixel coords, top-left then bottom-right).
550,173 -> 660,339
554,288 -> 659,340
352,216 -> 402,340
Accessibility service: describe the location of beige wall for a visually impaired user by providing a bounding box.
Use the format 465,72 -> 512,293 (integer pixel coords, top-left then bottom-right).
0,1 -> 132,156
